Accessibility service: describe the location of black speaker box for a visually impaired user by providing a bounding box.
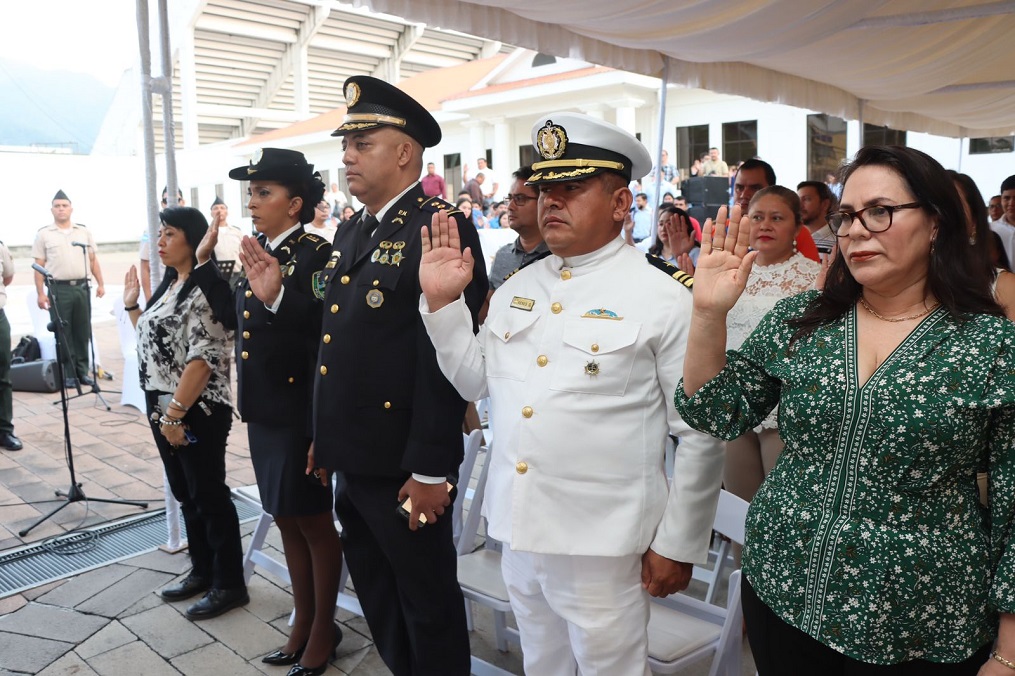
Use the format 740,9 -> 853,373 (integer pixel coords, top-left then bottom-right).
703,176 -> 730,206
11,360 -> 60,393
682,177 -> 705,204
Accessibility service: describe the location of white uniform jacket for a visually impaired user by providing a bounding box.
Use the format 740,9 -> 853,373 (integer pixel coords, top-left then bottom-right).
421,238 -> 724,563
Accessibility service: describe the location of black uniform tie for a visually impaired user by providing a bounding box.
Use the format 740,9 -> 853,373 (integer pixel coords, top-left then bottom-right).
358,213 -> 378,257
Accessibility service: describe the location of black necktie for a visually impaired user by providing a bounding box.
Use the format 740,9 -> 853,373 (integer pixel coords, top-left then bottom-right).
358,214 -> 378,257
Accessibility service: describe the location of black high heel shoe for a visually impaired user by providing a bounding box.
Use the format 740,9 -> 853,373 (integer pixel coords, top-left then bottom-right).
285,623 -> 343,675
261,643 -> 305,666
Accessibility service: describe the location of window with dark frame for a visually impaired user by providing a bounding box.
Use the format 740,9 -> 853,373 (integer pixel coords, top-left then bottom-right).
807,114 -> 847,182
444,153 -> 462,196
863,123 -> 907,147
675,124 -> 709,179
722,120 -> 758,166
970,137 -> 1014,154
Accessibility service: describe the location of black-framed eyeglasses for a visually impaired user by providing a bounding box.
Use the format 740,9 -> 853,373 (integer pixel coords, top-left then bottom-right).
505,193 -> 536,206
830,202 -> 922,237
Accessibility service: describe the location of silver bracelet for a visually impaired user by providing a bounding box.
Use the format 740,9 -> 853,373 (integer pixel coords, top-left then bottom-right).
159,415 -> 183,427
170,398 -> 189,412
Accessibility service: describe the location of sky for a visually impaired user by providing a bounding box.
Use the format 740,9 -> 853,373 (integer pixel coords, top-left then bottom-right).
0,0 -> 139,87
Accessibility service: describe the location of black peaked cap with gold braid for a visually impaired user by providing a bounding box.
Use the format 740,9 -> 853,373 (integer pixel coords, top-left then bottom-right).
331,76 -> 441,148
527,112 -> 652,186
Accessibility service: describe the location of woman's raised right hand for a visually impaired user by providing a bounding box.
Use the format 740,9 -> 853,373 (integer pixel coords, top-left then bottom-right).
693,205 -> 757,317
123,265 -> 141,308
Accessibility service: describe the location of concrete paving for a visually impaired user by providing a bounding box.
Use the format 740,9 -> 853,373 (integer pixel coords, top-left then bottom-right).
0,252 -> 755,675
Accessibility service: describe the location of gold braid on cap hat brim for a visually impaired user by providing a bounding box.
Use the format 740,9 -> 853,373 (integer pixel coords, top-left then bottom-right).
342,113 -> 407,127
531,158 -> 625,171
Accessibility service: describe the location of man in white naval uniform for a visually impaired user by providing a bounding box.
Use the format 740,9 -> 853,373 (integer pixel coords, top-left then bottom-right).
418,113 -> 724,675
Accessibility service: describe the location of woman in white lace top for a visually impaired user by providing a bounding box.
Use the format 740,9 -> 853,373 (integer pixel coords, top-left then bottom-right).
724,186 -> 820,511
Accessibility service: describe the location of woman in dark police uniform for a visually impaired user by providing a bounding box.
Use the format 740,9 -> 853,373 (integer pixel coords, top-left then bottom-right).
193,149 -> 342,675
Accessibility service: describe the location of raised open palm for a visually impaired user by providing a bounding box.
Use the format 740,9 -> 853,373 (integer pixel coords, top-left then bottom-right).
693,205 -> 757,316
420,209 -> 475,312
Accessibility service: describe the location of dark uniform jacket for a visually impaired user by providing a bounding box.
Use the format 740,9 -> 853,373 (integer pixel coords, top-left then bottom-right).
193,227 -> 331,431
314,183 -> 488,478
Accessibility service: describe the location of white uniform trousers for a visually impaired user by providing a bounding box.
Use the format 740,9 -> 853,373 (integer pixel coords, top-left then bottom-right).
500,546 -> 651,676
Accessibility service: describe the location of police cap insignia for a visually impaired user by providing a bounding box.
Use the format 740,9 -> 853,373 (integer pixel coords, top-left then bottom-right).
344,81 -> 361,107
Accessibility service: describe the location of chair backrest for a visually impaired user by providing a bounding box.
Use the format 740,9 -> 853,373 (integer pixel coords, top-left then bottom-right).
452,429 -> 484,544
713,490 -> 748,545
457,445 -> 492,556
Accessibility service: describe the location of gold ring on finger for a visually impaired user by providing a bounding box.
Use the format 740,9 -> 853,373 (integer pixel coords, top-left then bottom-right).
714,246 -> 724,252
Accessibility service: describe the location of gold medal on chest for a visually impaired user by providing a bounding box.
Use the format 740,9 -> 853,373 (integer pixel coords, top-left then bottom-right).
584,360 -> 600,377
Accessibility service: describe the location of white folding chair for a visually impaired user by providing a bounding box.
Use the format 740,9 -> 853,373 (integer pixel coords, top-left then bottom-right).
453,429 -> 484,546
113,298 -> 146,411
232,483 -> 363,620
647,489 -> 749,676
454,450 -> 521,675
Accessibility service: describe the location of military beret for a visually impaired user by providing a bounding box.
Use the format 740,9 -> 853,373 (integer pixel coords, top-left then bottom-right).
527,112 -> 652,185
229,148 -> 317,182
330,75 -> 441,148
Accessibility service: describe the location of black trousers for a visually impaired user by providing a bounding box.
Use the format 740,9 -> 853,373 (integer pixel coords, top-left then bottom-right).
146,392 -> 244,590
334,472 -> 470,676
743,575 -> 992,675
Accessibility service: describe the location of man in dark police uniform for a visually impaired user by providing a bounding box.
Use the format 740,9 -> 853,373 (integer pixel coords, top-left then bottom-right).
243,76 -> 487,675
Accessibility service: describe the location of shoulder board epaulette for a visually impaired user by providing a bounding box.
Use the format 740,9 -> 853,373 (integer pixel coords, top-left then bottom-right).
501,250 -> 552,283
417,196 -> 459,215
297,232 -> 329,250
76,223 -> 87,228
645,254 -> 693,290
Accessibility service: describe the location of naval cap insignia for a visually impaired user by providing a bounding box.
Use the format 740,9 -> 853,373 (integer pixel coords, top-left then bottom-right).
345,81 -> 361,108
536,120 -> 568,160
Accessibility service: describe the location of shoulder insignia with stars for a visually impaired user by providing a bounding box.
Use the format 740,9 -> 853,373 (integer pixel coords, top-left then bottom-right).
645,254 -> 693,291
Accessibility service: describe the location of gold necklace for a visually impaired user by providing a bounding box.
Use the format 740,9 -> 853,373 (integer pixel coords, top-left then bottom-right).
859,296 -> 938,323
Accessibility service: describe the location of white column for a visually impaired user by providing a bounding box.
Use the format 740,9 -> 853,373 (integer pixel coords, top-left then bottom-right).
492,117 -> 511,183
464,120 -> 486,175
611,97 -> 645,136
178,26 -> 199,149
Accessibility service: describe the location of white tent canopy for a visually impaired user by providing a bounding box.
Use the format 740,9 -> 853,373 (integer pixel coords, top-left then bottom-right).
353,0 -> 1015,138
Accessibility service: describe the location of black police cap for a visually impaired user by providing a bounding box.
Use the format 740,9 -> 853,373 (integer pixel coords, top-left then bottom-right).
228,148 -> 316,182
331,76 -> 441,148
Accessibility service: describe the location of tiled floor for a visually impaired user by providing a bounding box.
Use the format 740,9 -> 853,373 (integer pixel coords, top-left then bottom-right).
0,252 -> 755,675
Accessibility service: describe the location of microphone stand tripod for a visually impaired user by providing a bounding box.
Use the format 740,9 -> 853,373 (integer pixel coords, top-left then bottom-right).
20,269 -> 148,538
59,242 -> 113,410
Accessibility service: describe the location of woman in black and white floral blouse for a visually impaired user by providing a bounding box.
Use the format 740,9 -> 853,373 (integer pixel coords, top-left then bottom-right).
124,206 -> 246,621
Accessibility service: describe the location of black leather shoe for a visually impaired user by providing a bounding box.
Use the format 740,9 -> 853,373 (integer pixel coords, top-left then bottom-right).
79,375 -> 96,387
185,587 -> 249,620
262,645 -> 305,666
161,574 -> 211,601
280,623 -> 342,672
64,377 -> 79,389
286,663 -> 327,676
0,433 -> 23,451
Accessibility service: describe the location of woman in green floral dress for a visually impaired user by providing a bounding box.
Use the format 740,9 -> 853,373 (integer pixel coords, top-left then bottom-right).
676,145 -> 1015,675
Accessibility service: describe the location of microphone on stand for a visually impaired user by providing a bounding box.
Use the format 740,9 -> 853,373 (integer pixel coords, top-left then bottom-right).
71,241 -> 90,249
31,262 -> 54,278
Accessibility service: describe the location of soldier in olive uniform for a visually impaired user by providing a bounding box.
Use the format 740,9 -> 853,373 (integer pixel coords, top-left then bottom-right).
242,77 -> 488,676
194,149 -> 345,672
